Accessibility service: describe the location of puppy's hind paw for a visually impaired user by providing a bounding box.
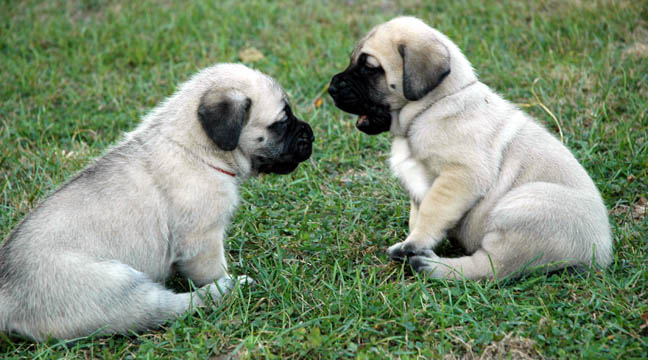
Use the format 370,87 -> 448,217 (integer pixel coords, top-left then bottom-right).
408,253 -> 443,277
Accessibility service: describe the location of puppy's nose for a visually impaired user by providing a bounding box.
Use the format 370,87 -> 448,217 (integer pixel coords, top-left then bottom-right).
328,82 -> 338,96
305,129 -> 314,143
328,74 -> 345,97
298,122 -> 314,143
294,121 -> 314,160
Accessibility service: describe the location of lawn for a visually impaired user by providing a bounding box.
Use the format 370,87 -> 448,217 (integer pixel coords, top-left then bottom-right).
1,0 -> 647,358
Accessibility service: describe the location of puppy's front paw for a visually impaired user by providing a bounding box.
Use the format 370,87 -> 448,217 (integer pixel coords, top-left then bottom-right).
211,277 -> 235,295
387,238 -> 437,261
235,275 -> 256,286
209,275 -> 255,299
387,242 -> 409,261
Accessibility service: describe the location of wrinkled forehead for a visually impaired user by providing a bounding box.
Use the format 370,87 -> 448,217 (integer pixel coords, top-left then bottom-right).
254,75 -> 289,107
350,27 -> 377,62
248,76 -> 291,123
263,74 -> 288,99
349,25 -> 397,63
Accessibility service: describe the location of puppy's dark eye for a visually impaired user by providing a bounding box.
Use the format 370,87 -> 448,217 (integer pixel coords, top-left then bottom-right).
269,104 -> 293,132
270,116 -> 289,131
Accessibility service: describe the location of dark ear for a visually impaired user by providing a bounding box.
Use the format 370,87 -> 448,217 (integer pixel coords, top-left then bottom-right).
399,40 -> 451,101
197,89 -> 251,151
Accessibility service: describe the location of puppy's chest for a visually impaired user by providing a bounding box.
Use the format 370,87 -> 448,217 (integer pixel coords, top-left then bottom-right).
168,174 -> 239,229
389,137 -> 434,203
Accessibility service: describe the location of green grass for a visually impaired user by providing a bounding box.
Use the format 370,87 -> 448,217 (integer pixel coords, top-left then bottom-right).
1,0 -> 647,358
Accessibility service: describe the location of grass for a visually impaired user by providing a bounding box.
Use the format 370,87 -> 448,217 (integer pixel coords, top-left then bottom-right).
1,0 -> 647,358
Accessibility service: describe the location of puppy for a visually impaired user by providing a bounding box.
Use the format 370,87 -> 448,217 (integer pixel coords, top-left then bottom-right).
329,17 -> 612,280
0,63 -> 314,341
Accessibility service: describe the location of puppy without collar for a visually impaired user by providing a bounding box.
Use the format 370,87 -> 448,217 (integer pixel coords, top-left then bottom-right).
329,17 -> 612,280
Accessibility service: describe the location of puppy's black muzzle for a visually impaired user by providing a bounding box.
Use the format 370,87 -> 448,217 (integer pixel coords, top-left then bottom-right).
328,71 -> 391,135
328,73 -> 360,114
295,120 -> 314,161
258,119 -> 314,175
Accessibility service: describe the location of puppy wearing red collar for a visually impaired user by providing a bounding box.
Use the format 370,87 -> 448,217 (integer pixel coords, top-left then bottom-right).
0,63 -> 314,341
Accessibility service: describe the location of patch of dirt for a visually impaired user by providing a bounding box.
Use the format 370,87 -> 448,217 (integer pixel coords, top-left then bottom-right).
443,333 -> 544,360
537,0 -> 633,16
611,197 -> 647,221
623,43 -> 648,58
211,348 -> 245,360
339,167 -> 370,184
623,23 -> 648,58
478,334 -> 543,360
548,64 -> 595,93
630,23 -> 648,42
238,47 -> 265,63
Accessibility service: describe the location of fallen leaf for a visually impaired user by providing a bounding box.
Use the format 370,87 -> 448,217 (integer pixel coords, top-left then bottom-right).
640,312 -> 648,334
238,47 -> 265,63
314,98 -> 323,108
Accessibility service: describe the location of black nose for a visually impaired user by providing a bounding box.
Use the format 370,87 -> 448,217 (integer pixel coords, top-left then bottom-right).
328,74 -> 344,97
298,121 -> 314,143
328,82 -> 338,96
294,120 -> 314,159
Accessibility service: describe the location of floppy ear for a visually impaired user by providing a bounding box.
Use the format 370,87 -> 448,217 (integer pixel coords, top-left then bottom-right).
399,39 -> 451,101
197,89 -> 251,151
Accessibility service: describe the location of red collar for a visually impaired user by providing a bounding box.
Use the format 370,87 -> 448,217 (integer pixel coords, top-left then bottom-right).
207,163 -> 236,177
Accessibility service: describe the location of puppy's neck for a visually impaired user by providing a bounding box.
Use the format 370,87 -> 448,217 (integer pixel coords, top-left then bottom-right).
160,135 -> 253,181
194,145 -> 254,181
226,149 -> 254,179
393,79 -> 479,137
